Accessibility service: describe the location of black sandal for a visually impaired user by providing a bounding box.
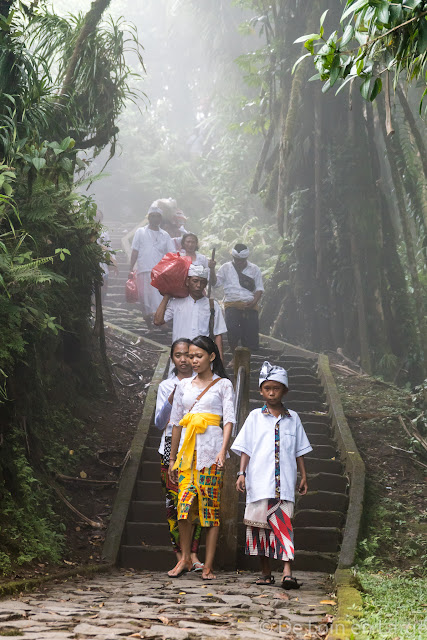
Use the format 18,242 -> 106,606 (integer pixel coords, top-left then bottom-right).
281,576 -> 302,590
255,574 -> 275,585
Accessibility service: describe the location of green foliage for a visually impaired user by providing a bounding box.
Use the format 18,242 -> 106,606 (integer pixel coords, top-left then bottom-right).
0,434 -> 66,574
357,571 -> 427,640
0,0 -> 143,572
295,1 -> 427,106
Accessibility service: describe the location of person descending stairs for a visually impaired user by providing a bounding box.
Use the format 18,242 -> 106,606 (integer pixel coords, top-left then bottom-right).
100,219 -> 349,575
119,341 -> 348,574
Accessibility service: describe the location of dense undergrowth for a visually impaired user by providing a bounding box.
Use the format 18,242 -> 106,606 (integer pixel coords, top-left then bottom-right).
335,371 -> 427,638
0,2 -> 143,575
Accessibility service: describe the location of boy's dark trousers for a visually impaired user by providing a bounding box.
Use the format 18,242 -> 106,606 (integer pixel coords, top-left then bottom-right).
224,306 -> 259,351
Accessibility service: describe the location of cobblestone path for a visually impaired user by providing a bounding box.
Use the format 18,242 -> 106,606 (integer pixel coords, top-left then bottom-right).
0,570 -> 333,639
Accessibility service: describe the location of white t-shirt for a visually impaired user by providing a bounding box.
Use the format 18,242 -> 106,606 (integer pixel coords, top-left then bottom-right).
131,226 -> 175,274
170,374 -> 235,470
215,260 -> 264,304
164,295 -> 227,343
180,251 -> 209,269
231,407 -> 312,504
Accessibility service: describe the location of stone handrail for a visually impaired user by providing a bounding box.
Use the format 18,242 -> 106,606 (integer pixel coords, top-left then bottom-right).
317,354 -> 365,568
102,324 -> 169,565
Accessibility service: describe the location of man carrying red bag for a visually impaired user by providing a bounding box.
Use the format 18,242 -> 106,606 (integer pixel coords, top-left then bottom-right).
154,264 -> 227,361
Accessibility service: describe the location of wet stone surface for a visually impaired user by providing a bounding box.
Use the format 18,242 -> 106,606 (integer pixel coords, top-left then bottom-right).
0,569 -> 333,639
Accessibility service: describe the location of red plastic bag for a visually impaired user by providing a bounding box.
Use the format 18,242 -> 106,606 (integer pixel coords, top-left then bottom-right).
151,252 -> 192,298
125,271 -> 138,303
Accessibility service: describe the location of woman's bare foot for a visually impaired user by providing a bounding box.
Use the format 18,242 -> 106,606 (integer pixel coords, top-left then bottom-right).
202,567 -> 216,580
168,558 -> 191,578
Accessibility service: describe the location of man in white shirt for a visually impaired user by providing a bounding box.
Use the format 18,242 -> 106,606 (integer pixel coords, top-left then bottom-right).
129,207 -> 175,326
153,264 -> 227,360
212,243 -> 264,352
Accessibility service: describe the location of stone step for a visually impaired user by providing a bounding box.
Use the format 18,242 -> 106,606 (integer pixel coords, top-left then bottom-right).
142,447 -> 162,463
307,472 -> 348,493
139,461 -> 161,481
293,509 -> 345,529
293,527 -> 341,553
119,545 -> 176,571
297,491 -> 349,513
129,500 -> 167,522
304,457 -> 343,475
136,480 -> 163,501
125,522 -> 170,546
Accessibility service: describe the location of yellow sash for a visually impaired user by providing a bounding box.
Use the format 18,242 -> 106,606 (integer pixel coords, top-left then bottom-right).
173,412 -> 221,471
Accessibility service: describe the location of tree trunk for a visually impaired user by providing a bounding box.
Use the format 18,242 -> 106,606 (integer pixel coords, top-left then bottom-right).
348,99 -> 372,373
377,95 -> 427,371
60,0 -> 112,99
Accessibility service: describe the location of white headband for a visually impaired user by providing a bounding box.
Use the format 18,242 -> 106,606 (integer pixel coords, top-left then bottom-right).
259,360 -> 288,389
232,248 -> 249,259
188,263 -> 209,279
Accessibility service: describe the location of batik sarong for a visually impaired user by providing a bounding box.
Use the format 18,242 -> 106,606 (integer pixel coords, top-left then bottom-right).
245,499 -> 294,561
177,453 -> 223,528
160,444 -> 201,553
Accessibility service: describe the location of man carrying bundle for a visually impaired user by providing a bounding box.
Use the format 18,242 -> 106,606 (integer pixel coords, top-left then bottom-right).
212,243 -> 264,353
129,207 -> 175,327
154,264 -> 227,360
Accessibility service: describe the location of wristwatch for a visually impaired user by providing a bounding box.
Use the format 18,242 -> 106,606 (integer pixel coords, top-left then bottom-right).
236,471 -> 246,478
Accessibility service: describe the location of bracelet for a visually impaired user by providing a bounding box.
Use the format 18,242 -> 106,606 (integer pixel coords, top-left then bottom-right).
236,471 -> 246,478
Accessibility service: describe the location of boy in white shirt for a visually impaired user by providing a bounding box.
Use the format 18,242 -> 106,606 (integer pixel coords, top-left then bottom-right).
231,361 -> 312,589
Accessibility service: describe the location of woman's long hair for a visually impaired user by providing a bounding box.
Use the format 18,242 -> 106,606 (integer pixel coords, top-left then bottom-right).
181,232 -> 199,251
190,335 -> 229,379
170,337 -> 192,375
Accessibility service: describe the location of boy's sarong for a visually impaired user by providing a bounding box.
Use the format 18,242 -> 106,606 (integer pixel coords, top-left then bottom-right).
160,447 -> 201,553
177,455 -> 223,527
245,499 -> 294,561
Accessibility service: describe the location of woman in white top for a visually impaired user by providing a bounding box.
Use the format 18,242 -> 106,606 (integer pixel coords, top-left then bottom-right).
168,335 -> 235,580
154,338 -> 203,571
180,233 -> 209,270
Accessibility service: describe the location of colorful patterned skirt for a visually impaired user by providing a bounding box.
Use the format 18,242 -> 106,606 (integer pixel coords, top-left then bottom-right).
245,499 -> 294,561
160,443 -> 201,553
177,453 -> 223,528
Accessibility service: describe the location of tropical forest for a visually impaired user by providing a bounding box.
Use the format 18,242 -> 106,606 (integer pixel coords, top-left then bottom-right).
0,1 -> 426,639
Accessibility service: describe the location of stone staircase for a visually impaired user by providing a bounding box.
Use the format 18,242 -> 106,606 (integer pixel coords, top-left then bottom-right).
101,220 -> 349,574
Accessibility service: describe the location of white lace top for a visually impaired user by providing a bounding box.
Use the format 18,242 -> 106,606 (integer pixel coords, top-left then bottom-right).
170,374 -> 236,470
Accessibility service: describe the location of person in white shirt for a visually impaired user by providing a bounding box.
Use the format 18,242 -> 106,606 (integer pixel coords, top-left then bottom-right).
168,335 -> 235,580
231,361 -> 312,590
212,243 -> 264,352
154,338 -> 204,572
129,207 -> 175,326
153,264 -> 227,361
179,232 -> 209,271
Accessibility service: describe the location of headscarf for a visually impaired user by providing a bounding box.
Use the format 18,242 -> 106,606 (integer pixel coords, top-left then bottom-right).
188,263 -> 209,279
148,206 -> 163,216
232,247 -> 249,259
259,360 -> 288,389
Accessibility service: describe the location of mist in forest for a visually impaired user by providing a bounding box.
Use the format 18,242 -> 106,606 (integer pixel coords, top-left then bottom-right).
51,0 -> 427,383
53,0 -> 261,233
